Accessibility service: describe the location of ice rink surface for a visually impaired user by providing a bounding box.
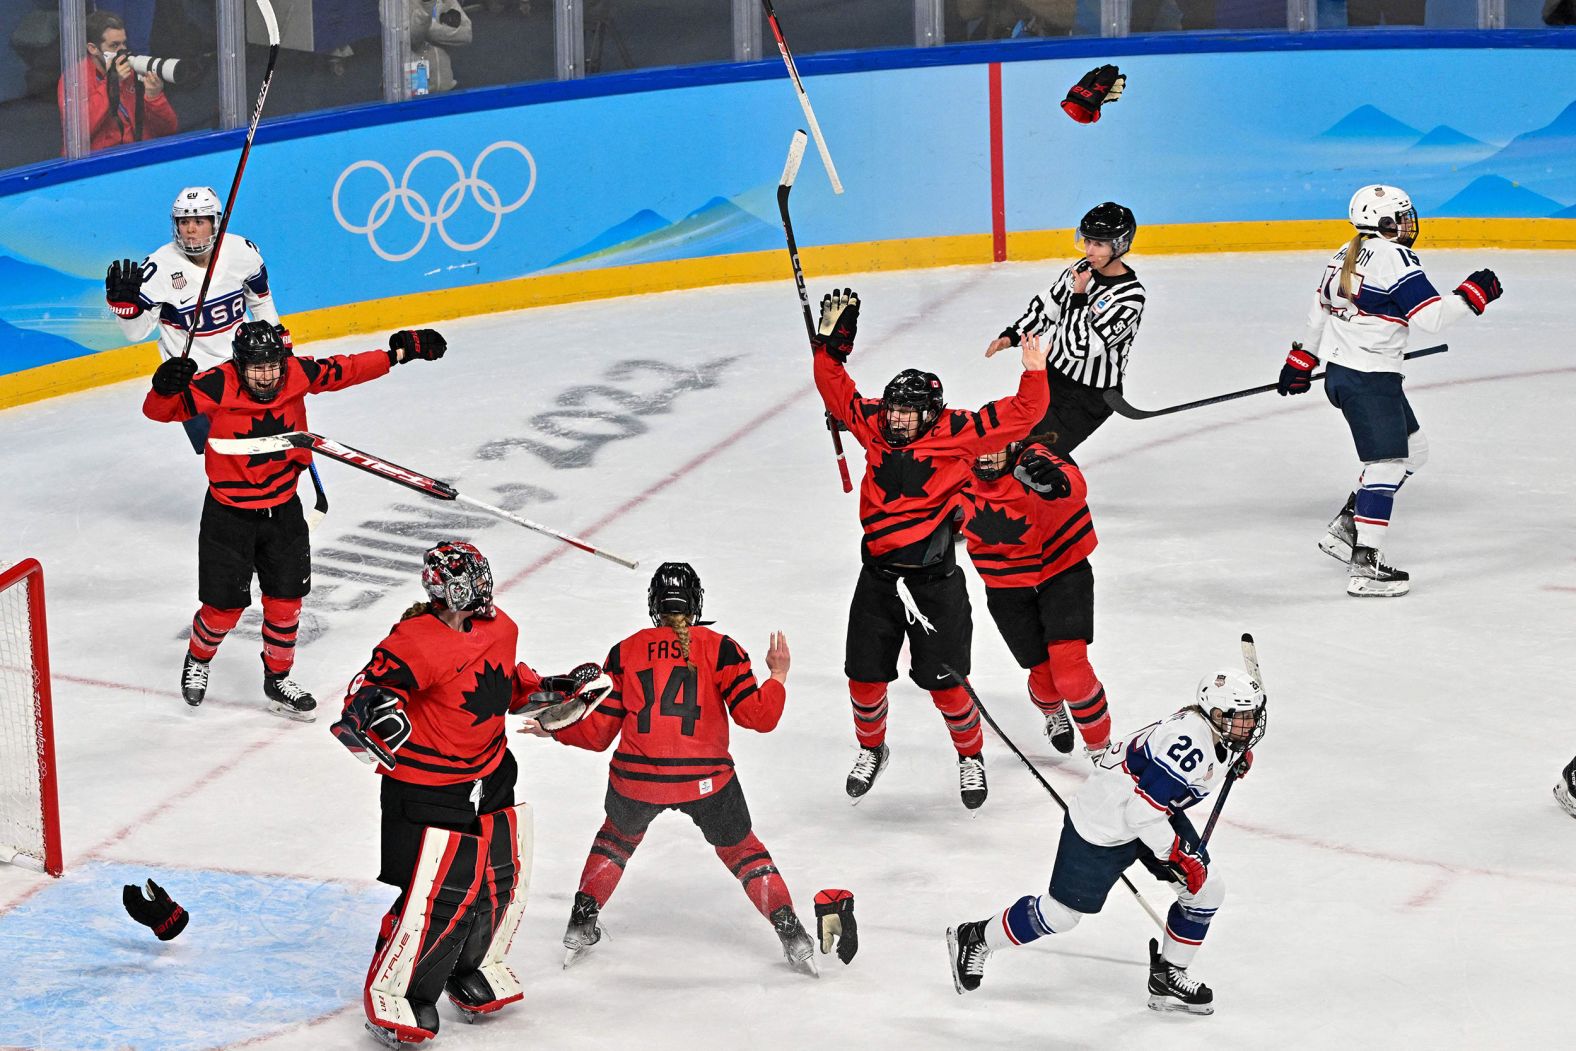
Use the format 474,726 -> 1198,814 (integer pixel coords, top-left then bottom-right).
1,249 -> 1572,1049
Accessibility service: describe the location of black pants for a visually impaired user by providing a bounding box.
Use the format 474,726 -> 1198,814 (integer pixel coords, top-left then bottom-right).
845,563 -> 972,691
604,774 -> 753,848
983,559 -> 1095,668
378,749 -> 518,899
197,491 -> 311,609
1037,369 -> 1114,461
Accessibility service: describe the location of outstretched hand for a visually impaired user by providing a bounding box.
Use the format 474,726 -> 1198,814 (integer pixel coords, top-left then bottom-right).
985,334 -> 1015,358
1020,330 -> 1048,372
765,631 -> 790,680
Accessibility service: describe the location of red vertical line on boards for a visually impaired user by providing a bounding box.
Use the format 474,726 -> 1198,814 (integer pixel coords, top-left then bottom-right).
988,62 -> 1007,263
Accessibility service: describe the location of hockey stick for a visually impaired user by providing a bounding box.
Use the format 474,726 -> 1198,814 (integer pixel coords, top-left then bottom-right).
778,131 -> 853,494
1104,344 -> 1448,420
305,461 -> 328,530
179,0 -> 281,360
208,432 -> 638,570
760,0 -> 843,194
942,665 -> 1165,933
1199,632 -> 1260,848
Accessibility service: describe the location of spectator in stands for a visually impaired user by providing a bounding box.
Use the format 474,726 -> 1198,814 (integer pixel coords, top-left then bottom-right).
954,0 -> 1078,37
1130,0 -> 1217,31
1345,0 -> 1425,24
58,10 -> 179,154
409,0 -> 472,94
1544,0 -> 1575,23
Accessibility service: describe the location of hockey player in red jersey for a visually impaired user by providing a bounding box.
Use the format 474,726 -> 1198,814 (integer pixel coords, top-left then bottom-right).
812,288 -> 1049,809
142,321 -> 446,718
961,439 -> 1111,758
520,562 -> 818,976
330,541 -> 585,1045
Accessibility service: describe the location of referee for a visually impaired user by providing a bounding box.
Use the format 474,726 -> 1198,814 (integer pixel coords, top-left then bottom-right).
985,202 -> 1145,460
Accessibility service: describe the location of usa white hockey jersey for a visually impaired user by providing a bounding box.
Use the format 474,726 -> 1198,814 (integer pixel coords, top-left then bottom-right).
1304,237 -> 1471,374
114,233 -> 281,370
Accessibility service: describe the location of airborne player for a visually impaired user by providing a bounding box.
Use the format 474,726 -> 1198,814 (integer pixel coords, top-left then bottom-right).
811,288 -> 1049,810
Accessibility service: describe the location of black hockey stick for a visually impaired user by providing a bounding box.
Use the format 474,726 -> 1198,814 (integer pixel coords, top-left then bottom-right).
305,460 -> 328,530
942,665 -> 1165,932
1105,344 -> 1448,420
1199,633 -> 1262,848
179,0 -> 281,360
778,130 -> 853,494
208,431 -> 638,569
761,0 -> 842,194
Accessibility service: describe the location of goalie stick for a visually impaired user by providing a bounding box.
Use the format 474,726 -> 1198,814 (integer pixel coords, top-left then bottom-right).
778,131 -> 853,494
208,431 -> 638,570
1199,632 -> 1262,848
1104,344 -> 1448,420
760,0 -> 843,194
942,665 -> 1165,933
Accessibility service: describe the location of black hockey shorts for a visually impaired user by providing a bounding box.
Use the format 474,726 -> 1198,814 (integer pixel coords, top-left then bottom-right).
378,749 -> 518,891
1037,369 -> 1114,459
197,491 -> 311,609
983,559 -> 1095,668
844,563 -> 972,692
603,774 -> 753,848
1323,362 -> 1420,462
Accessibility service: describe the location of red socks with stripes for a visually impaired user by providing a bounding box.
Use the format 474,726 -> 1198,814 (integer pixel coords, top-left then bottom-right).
849,680 -> 889,748
577,819 -> 645,908
188,604 -> 242,662
716,832 -> 792,919
260,595 -> 301,676
929,684 -> 984,756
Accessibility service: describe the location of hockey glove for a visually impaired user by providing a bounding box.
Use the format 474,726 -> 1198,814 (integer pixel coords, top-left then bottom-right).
388,328 -> 447,364
813,288 -> 860,362
106,258 -> 145,319
814,888 -> 858,964
1165,833 -> 1210,894
1277,342 -> 1318,396
331,685 -> 411,769
1061,64 -> 1125,124
1230,747 -> 1253,780
1013,448 -> 1072,499
123,878 -> 189,941
517,662 -> 610,732
151,355 -> 198,396
274,324 -> 294,353
1454,269 -> 1501,315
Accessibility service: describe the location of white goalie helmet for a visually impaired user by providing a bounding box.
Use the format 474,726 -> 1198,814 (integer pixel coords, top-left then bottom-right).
171,186 -> 222,257
1196,668 -> 1267,750
1348,184 -> 1418,246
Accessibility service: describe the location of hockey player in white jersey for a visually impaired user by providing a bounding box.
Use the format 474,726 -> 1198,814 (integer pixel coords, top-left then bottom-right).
1276,184 -> 1502,597
947,668 -> 1264,1015
106,186 -> 282,452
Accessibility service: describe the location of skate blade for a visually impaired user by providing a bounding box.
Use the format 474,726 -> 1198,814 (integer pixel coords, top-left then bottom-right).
1554,784 -> 1576,819
945,927 -> 968,995
1347,577 -> 1409,598
364,1021 -> 430,1047
787,953 -> 820,978
1318,534 -> 1353,564
268,701 -> 318,723
1147,995 -> 1214,1016
562,928 -> 605,969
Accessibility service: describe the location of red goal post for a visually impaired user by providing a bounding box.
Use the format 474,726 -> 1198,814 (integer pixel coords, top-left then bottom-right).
0,559 -> 63,876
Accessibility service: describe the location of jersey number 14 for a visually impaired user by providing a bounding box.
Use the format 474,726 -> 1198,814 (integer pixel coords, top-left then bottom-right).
635,665 -> 700,737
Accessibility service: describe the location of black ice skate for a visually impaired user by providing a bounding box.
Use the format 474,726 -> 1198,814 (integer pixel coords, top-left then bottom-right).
1555,756 -> 1576,819
1347,545 -> 1410,598
770,905 -> 819,977
263,662 -> 318,722
947,920 -> 992,994
1318,492 -> 1357,564
958,752 -> 988,810
845,743 -> 891,803
1040,696 -> 1075,754
563,890 -> 605,969
1146,937 -> 1214,1015
181,653 -> 210,707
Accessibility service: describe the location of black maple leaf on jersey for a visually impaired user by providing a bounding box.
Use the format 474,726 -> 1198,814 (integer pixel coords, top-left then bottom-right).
460,660 -> 514,727
241,409 -> 292,468
966,504 -> 1031,547
871,449 -> 937,503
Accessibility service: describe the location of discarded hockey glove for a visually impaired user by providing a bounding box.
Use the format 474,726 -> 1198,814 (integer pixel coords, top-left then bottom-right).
814,888 -> 858,964
388,328 -> 447,365
1277,342 -> 1318,396
123,878 -> 189,941
1230,747 -> 1254,780
813,288 -> 860,362
1013,449 -> 1072,499
1061,64 -> 1125,124
517,662 -> 611,732
330,684 -> 411,769
151,355 -> 198,396
1454,269 -> 1501,315
105,258 -> 145,318
1165,833 -> 1210,894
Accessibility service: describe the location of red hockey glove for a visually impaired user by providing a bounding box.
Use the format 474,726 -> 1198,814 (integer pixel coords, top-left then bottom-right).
388,328 -> 447,364
1277,342 -> 1318,396
814,889 -> 858,964
1061,64 -> 1125,124
123,878 -> 189,941
812,288 -> 860,362
1165,833 -> 1210,894
106,258 -> 145,319
1454,269 -> 1501,315
1230,748 -> 1253,780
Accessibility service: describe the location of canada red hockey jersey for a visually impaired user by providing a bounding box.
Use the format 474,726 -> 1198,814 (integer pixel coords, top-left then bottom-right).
960,444 -> 1097,589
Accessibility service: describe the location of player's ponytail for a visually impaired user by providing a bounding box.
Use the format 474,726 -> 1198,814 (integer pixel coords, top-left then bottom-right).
1337,232 -> 1368,301
659,612 -> 697,671
401,600 -> 433,621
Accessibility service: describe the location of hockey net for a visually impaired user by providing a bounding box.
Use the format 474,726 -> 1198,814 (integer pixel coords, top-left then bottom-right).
0,559 -> 62,876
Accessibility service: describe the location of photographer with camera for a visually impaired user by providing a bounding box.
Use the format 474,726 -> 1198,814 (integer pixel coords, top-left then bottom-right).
58,10 -> 179,154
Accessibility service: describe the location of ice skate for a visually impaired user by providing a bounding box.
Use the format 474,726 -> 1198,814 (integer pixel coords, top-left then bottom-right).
1347,545 -> 1409,597
1146,937 -> 1214,1015
770,906 -> 819,977
947,919 -> 991,993
263,663 -> 318,721
1555,757 -> 1576,819
364,997 -> 439,1046
1318,493 -> 1357,564
845,743 -> 890,803
1042,699 -> 1075,754
562,891 -> 605,969
958,752 -> 988,810
181,653 -> 210,707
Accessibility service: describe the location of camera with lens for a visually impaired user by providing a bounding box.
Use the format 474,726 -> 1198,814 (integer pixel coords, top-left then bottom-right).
104,52 -> 206,85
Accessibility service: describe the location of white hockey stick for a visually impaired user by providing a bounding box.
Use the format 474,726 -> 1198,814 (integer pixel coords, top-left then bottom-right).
760,0 -> 843,194
1200,632 -> 1262,848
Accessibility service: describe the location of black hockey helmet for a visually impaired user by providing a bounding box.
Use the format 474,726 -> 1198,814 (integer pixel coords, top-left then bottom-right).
422,540 -> 495,618
232,321 -> 289,402
880,369 -> 944,447
648,561 -> 703,625
1078,201 -> 1137,259
973,440 -> 1025,481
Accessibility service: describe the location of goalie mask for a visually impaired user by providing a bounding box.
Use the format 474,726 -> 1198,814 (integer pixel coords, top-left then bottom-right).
171,186 -> 222,257
972,440 -> 1025,482
1196,668 -> 1266,751
232,321 -> 289,403
880,369 -> 944,447
422,540 -> 495,618
648,561 -> 703,624
1077,201 -> 1136,260
1348,184 -> 1418,247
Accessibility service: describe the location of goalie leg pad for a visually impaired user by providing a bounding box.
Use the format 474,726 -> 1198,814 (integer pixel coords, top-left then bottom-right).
446,803 -> 534,1015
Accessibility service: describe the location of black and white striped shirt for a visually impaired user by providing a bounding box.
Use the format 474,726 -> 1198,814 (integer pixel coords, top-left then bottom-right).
1003,262 -> 1146,389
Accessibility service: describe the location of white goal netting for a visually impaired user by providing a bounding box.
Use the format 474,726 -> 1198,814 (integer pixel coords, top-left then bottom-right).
0,559 -> 61,875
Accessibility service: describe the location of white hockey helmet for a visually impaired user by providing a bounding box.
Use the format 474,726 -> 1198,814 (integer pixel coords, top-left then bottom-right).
171,186 -> 222,257
1196,668 -> 1267,750
1348,184 -> 1418,247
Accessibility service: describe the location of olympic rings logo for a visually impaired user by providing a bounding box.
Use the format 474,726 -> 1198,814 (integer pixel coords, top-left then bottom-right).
332,142 -> 537,262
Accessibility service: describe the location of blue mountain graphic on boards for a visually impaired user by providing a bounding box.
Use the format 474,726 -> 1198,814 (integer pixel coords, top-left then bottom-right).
1318,105 -> 1421,143
1464,99 -> 1576,176
1433,175 -> 1566,218
546,196 -> 780,271
1409,125 -> 1492,152
547,210 -> 670,268
0,314 -> 100,372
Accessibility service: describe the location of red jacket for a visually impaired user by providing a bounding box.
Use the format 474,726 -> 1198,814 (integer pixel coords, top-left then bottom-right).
961,444 -> 1097,588
58,57 -> 179,154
